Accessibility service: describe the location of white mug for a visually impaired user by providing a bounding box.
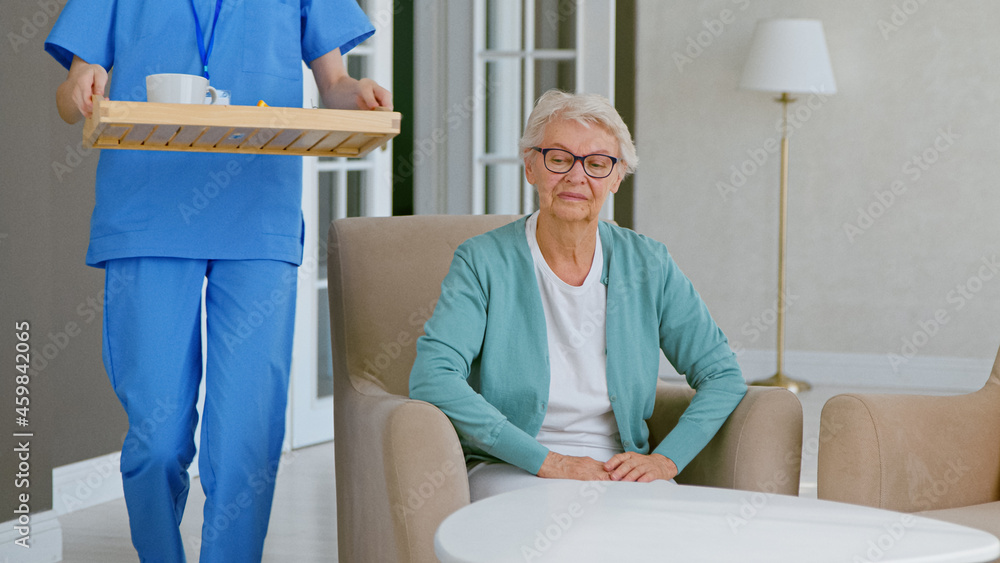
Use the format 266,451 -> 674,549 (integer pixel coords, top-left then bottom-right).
207,89 -> 231,105
146,73 -> 218,104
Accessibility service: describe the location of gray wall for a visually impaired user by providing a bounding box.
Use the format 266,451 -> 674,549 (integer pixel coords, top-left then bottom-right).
1,2 -> 128,518
635,1 -> 1000,369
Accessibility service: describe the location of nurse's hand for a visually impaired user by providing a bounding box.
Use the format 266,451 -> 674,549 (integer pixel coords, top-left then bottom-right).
56,55 -> 108,124
605,452 -> 678,482
537,451 -> 611,481
311,48 -> 393,110
340,76 -> 392,110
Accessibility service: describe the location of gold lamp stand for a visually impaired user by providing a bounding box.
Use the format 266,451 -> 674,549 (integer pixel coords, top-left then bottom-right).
751,92 -> 811,394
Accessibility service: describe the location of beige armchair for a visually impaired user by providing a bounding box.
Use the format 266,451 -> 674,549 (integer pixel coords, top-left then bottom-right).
327,214 -> 804,563
817,347 -> 1000,558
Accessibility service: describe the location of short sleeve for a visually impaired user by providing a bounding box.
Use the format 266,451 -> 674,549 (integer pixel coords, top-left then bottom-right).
45,0 -> 117,70
300,0 -> 375,64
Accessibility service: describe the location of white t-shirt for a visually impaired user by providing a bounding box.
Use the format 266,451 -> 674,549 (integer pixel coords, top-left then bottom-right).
526,212 -> 623,462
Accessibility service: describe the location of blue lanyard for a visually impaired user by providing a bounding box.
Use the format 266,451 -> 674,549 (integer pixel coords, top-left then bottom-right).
190,0 -> 224,80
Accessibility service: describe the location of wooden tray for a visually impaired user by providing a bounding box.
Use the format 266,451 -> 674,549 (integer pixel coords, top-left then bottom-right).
83,95 -> 400,157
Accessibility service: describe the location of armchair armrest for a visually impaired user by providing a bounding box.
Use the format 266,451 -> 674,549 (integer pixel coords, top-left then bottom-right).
385,398 -> 470,563
335,379 -> 468,563
649,382 -> 803,495
817,386 -> 1000,512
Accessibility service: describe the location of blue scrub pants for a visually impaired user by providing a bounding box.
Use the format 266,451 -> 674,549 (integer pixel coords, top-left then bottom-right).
102,257 -> 298,562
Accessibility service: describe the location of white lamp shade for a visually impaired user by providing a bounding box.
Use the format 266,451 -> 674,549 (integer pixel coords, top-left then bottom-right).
740,19 -> 837,95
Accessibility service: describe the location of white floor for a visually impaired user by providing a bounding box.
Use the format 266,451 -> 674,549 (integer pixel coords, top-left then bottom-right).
58,443 -> 338,562
52,383 -> 943,562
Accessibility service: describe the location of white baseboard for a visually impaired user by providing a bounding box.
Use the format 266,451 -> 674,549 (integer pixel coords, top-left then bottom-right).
51,451 -> 123,516
660,349 -> 991,393
0,511 -> 61,562
51,446 -> 206,517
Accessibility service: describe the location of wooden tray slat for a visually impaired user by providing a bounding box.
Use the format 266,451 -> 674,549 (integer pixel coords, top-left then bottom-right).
354,135 -> 390,156
192,127 -> 232,148
97,125 -> 131,146
144,125 -> 181,147
122,124 -> 155,146
168,126 -> 209,147
310,131 -> 354,153
215,127 -> 258,149
287,130 -> 330,151
239,128 -> 280,150
83,96 -> 399,157
261,129 -> 306,150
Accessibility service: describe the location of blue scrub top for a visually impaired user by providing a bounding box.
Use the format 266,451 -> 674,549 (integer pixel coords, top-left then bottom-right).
45,0 -> 375,267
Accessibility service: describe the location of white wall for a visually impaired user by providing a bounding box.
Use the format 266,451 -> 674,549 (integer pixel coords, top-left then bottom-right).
635,1 -> 1000,378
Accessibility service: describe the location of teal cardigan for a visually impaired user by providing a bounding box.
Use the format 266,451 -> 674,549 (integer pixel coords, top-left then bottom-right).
409,217 -> 746,475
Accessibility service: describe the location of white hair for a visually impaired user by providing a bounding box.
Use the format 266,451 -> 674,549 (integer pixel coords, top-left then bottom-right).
518,89 -> 638,177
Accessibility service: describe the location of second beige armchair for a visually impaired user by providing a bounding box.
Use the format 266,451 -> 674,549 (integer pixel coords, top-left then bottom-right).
818,347 -> 1000,561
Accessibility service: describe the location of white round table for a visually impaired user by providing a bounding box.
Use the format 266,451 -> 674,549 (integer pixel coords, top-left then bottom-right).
435,481 -> 1000,563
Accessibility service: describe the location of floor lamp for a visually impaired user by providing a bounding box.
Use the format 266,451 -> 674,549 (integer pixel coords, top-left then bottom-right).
739,19 -> 837,394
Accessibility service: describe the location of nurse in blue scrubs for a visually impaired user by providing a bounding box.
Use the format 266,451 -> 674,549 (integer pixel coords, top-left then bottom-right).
45,1 -> 391,561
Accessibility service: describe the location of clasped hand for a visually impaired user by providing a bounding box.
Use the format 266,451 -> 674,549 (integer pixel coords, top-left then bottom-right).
537,451 -> 678,483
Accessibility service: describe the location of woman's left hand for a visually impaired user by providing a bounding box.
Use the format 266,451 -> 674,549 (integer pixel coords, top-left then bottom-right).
604,452 -> 678,482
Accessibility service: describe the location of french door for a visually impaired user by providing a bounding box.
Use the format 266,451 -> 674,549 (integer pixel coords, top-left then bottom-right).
288,0 -> 394,448
414,0 -> 617,218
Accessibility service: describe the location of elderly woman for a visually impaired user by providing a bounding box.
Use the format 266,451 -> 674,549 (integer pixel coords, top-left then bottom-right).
409,89 -> 746,501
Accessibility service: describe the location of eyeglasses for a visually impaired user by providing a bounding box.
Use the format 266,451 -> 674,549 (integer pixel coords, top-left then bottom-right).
531,147 -> 619,179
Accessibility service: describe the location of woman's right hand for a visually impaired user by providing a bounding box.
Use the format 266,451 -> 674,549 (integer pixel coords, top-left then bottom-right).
537,451 -> 612,481
56,55 -> 109,124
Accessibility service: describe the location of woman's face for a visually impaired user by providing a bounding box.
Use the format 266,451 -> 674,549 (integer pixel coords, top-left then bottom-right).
525,118 -> 623,225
